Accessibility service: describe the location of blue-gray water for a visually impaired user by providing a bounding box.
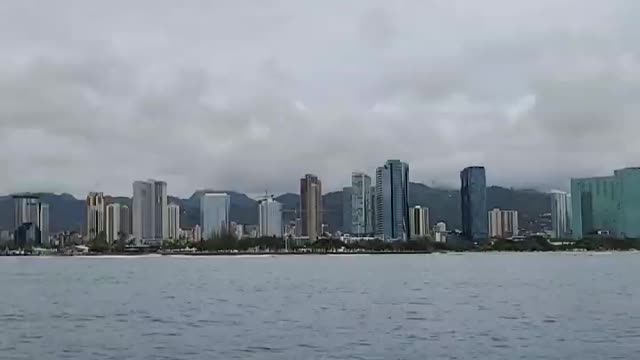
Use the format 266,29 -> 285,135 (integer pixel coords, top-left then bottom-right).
1,253 -> 640,359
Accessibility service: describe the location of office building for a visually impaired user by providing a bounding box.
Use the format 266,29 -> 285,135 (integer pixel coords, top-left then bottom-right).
105,203 -> 121,244
551,190 -> 571,239
13,195 -> 48,247
409,206 -> 429,240
132,180 -> 168,244
342,186 -> 352,233
168,203 -> 181,240
351,172 -> 373,236
120,205 -> 131,235
258,197 -> 282,237
375,160 -> 410,241
571,167 -> 640,239
488,208 -> 519,239
86,192 -> 105,241
460,166 -> 488,243
300,174 -> 322,241
201,193 -> 230,239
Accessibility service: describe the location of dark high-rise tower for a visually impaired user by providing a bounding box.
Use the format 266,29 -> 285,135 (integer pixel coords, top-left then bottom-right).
375,160 -> 410,241
300,174 -> 322,241
460,166 -> 488,243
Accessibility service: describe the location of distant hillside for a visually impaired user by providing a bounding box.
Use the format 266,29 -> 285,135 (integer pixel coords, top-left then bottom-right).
0,184 -> 551,233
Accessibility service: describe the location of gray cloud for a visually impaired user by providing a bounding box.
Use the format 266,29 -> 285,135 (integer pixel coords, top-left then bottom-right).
0,0 -> 639,197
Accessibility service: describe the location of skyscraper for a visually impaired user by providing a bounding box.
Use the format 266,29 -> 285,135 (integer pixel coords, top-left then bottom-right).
300,174 -> 322,241
258,197 -> 282,237
375,160 -> 410,241
105,203 -> 121,244
488,208 -> 519,239
409,206 -> 429,240
120,205 -> 131,236
201,193 -> 230,239
13,195 -> 48,247
351,172 -> 373,236
571,167 -> 640,239
342,186 -> 352,233
168,203 -> 181,240
86,192 -> 105,241
460,166 -> 488,243
132,180 -> 168,244
550,190 -> 570,239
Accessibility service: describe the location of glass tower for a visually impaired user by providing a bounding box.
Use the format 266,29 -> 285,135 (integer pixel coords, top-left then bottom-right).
460,166 -> 488,243
375,160 -> 410,241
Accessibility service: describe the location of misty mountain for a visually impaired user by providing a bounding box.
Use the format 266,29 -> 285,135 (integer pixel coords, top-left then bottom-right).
0,184 -> 551,233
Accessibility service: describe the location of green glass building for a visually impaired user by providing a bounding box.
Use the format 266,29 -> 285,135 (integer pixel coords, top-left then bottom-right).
571,168 -> 640,239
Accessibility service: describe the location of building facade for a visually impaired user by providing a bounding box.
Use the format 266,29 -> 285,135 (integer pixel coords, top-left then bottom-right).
168,203 -> 181,240
342,186 -> 352,233
13,195 -> 48,247
300,174 -> 322,241
258,197 -> 282,237
409,206 -> 430,240
105,203 -> 121,244
375,160 -> 410,241
571,167 -> 640,239
488,208 -> 519,239
201,193 -> 231,240
550,190 -> 571,239
86,192 -> 105,241
132,180 -> 168,244
120,205 -> 131,236
460,166 -> 488,243
351,172 -> 373,236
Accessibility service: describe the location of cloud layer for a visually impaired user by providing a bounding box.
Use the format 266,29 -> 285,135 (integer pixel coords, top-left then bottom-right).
0,0 -> 639,197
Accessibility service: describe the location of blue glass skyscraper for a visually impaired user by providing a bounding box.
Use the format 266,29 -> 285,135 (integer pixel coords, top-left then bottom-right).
460,166 -> 488,243
375,160 -> 410,241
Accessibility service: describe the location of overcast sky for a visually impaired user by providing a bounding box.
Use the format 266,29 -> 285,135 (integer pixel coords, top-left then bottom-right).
1,0 -> 639,197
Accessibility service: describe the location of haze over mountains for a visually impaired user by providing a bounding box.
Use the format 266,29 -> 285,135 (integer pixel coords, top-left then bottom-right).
0,183 -> 551,234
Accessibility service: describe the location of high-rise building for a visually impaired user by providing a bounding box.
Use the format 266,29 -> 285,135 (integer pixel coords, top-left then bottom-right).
551,190 -> 570,239
86,192 -> 105,241
201,193 -> 230,239
13,195 -> 48,247
192,225 -> 202,242
132,180 -> 168,244
488,208 -> 519,239
571,167 -> 640,239
105,203 -> 121,244
342,186 -> 352,233
300,174 -> 322,241
409,206 -> 430,240
120,205 -> 131,236
168,203 -> 181,240
351,172 -> 373,236
460,166 -> 488,243
258,197 -> 282,237
375,160 -> 410,241
38,203 -> 49,246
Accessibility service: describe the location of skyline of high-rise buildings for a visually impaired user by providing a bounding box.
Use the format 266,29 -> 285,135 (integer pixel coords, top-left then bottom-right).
460,166 -> 488,243
132,180 -> 168,245
375,160 -> 410,241
201,193 -> 230,239
300,174 -> 322,241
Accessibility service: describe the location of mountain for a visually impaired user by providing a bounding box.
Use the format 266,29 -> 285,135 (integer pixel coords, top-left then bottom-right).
0,184 -> 552,233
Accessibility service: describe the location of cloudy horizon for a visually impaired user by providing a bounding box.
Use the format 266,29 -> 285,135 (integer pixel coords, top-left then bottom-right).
1,0 -> 639,198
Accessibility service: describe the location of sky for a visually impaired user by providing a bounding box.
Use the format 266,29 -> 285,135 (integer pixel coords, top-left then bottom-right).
1,0 -> 639,198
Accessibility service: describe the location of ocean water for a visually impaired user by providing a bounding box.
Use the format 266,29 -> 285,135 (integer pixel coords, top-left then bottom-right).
1,253 -> 640,359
